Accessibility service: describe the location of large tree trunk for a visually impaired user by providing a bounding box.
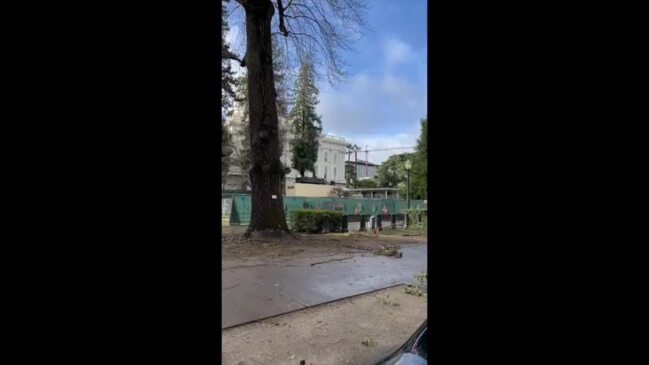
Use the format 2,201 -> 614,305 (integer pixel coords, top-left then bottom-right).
242,0 -> 291,239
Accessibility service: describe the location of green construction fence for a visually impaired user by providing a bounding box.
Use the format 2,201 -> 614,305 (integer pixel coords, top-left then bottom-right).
226,195 -> 427,226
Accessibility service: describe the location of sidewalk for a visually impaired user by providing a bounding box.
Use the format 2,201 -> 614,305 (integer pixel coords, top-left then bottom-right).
222,285 -> 427,365
222,245 -> 427,329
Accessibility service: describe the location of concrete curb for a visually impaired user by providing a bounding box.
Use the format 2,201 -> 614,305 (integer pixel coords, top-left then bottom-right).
222,283 -> 407,331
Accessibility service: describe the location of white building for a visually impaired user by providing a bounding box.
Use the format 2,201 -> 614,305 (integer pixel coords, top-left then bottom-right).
223,103 -> 347,190
282,134 -> 347,186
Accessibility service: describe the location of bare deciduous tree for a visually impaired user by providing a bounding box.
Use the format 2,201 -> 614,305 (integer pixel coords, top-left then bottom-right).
223,0 -> 368,239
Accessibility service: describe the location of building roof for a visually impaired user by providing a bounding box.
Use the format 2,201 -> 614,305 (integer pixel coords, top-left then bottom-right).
321,134 -> 346,144
343,187 -> 399,191
345,159 -> 379,167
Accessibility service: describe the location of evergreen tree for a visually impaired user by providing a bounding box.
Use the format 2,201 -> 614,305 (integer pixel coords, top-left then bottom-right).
273,40 -> 289,121
222,123 -> 233,190
221,0 -> 237,189
344,143 -> 360,188
288,60 -> 322,178
273,39 -> 291,180
221,0 -> 237,118
232,75 -> 252,190
411,117 -> 427,199
345,163 -> 358,188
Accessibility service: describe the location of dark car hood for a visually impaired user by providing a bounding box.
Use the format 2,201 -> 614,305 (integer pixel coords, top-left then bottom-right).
375,320 -> 427,364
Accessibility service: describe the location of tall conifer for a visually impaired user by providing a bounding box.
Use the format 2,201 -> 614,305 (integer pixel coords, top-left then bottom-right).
288,60 -> 322,178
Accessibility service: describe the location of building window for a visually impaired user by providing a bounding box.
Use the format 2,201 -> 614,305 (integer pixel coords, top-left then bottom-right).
324,167 -> 327,179
324,152 -> 328,162
334,167 -> 336,180
334,153 -> 336,163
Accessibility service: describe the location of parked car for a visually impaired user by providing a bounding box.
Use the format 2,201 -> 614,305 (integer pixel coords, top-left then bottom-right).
375,320 -> 427,364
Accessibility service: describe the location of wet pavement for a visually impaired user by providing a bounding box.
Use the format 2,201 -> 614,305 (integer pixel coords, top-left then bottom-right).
222,244 -> 427,329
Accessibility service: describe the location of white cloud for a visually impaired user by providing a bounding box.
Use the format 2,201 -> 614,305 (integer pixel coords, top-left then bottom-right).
315,35 -> 425,142
380,74 -> 421,107
382,38 -> 415,67
315,65 -> 426,165
317,72 -> 426,142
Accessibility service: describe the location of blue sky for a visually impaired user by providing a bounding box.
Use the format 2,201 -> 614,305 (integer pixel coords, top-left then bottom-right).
226,0 -> 427,164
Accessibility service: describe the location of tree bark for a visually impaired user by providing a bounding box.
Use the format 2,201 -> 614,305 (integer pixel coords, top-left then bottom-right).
241,0 -> 291,239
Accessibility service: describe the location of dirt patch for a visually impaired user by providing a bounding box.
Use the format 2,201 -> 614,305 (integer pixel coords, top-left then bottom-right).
222,225 -> 426,269
221,285 -> 427,365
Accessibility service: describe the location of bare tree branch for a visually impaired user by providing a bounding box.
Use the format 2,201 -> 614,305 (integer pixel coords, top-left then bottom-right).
228,0 -> 368,85
276,0 -> 289,36
273,0 -> 365,83
287,11 -> 335,71
222,49 -> 247,67
227,2 -> 242,18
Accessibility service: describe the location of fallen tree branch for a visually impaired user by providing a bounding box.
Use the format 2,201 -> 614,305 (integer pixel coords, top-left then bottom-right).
310,256 -> 354,266
222,283 -> 241,291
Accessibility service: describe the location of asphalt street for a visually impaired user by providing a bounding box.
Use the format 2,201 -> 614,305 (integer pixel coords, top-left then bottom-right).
222,244 -> 427,329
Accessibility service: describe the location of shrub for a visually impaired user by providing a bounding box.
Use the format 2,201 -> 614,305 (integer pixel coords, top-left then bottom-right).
404,208 -> 428,230
405,271 -> 428,296
289,209 -> 345,233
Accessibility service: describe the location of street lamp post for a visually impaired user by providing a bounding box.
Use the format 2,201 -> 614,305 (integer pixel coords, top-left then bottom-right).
405,159 -> 412,228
